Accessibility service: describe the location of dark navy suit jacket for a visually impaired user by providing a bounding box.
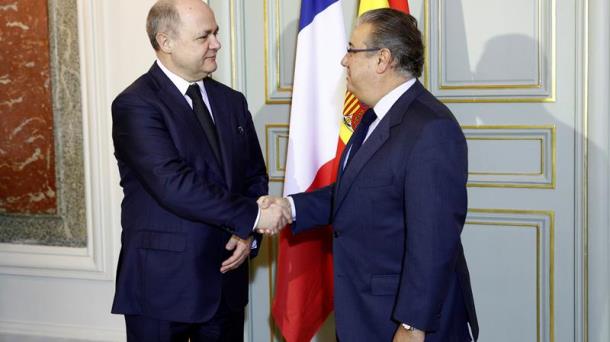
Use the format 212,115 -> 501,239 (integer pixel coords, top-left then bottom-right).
291,80 -> 478,341
111,63 -> 268,323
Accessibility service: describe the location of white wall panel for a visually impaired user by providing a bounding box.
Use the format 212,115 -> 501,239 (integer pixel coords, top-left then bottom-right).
430,0 -> 554,101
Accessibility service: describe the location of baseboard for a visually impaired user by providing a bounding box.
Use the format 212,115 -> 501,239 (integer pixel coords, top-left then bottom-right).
0,320 -> 124,341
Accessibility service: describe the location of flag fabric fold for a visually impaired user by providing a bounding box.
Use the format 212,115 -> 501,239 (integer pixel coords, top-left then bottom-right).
272,1 -> 346,341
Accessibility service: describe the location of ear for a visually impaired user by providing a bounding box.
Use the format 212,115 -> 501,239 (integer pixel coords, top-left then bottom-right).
376,48 -> 393,74
156,32 -> 173,53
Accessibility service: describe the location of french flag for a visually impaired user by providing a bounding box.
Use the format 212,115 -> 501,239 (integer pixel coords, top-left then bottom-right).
272,0 -> 346,341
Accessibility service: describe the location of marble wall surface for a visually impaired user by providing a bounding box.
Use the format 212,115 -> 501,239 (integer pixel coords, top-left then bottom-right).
0,0 -> 57,215
0,0 -> 86,247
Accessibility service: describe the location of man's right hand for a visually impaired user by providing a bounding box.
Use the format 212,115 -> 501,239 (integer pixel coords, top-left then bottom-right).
256,196 -> 292,235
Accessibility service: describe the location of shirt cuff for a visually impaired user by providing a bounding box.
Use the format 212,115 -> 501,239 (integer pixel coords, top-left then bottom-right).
252,207 -> 261,231
286,196 -> 296,221
401,323 -> 415,331
250,207 -> 261,250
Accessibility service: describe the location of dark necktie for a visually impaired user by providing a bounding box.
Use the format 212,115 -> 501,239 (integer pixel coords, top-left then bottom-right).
344,108 -> 377,170
186,83 -> 223,168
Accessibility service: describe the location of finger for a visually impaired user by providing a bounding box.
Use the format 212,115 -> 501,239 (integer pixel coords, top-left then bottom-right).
257,196 -> 271,209
276,214 -> 289,228
280,207 -> 292,223
256,228 -> 275,235
268,204 -> 288,226
222,253 -> 247,273
225,236 -> 238,250
221,250 -> 242,272
221,243 -> 248,272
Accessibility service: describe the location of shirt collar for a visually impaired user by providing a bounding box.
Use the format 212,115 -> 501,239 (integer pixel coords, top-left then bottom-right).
156,59 -> 205,96
373,78 -> 416,121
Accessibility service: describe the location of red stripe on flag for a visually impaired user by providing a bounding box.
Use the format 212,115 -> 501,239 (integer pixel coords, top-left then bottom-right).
389,0 -> 410,13
272,149 -> 341,341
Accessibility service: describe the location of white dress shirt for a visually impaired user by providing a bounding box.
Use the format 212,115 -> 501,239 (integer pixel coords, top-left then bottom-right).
156,59 -> 215,120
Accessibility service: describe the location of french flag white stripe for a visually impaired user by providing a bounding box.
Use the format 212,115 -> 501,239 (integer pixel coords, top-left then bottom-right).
283,1 -> 347,196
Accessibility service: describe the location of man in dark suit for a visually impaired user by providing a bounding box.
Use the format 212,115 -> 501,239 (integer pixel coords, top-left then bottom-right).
261,8 -> 478,342
111,0 -> 289,340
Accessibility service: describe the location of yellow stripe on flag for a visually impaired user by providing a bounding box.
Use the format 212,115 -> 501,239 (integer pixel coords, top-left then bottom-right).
358,0 -> 389,15
339,122 -> 353,144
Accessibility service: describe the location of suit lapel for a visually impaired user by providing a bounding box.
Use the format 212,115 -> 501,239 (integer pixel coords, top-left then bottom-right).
148,64 -> 225,179
204,78 -> 234,189
333,80 -> 425,215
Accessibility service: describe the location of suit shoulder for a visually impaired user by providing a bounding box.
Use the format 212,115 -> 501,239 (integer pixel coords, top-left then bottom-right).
205,77 -> 246,101
412,88 -> 454,121
406,91 -> 464,142
113,73 -> 157,107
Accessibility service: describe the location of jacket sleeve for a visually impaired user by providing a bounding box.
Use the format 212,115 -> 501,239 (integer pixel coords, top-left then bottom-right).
112,92 -> 258,240
393,119 -> 468,332
239,94 -> 269,200
236,93 -> 269,256
289,184 -> 335,234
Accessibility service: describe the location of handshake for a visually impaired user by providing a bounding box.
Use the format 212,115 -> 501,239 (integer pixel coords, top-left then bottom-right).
255,196 -> 292,235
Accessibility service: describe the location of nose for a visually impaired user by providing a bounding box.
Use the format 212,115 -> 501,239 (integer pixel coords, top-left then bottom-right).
341,53 -> 349,67
210,33 -> 221,50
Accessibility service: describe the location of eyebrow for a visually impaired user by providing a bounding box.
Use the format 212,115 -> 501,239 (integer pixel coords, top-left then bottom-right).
197,26 -> 219,36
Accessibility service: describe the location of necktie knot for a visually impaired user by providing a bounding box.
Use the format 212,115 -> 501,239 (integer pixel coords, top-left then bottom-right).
186,83 -> 201,100
359,108 -> 377,130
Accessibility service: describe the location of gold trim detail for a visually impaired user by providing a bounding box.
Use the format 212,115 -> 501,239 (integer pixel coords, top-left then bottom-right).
422,0 -> 430,89
463,125 -> 556,189
466,208 -> 555,342
229,0 -> 237,88
581,0 -> 589,340
466,137 -> 544,176
264,0 -> 292,104
275,134 -> 289,171
265,124 -> 289,182
434,0 -> 556,103
437,0 -> 543,90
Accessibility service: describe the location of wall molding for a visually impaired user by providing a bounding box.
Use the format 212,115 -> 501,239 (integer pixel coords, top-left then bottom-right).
0,319 -> 123,341
463,125 -> 556,188
466,209 -> 555,342
432,0 -> 556,102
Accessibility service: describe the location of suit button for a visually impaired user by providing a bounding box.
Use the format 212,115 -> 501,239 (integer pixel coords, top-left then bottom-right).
333,231 -> 339,238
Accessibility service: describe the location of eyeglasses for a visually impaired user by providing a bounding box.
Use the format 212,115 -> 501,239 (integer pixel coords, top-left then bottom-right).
346,47 -> 382,54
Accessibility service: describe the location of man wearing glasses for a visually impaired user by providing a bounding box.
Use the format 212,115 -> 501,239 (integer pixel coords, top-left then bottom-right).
261,8 -> 479,342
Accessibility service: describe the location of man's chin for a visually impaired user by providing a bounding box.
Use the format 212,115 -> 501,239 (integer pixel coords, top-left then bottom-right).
203,63 -> 217,75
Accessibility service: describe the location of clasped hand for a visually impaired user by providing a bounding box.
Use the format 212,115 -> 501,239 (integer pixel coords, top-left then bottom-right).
255,196 -> 292,235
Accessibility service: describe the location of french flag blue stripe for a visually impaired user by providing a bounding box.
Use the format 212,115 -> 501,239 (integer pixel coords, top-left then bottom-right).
298,0 -> 340,31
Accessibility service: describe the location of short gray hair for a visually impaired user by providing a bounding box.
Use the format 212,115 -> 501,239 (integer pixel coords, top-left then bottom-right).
358,9 -> 424,77
146,0 -> 181,51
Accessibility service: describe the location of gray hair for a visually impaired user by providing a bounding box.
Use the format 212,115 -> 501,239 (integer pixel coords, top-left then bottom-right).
146,0 -> 181,51
358,8 -> 424,77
